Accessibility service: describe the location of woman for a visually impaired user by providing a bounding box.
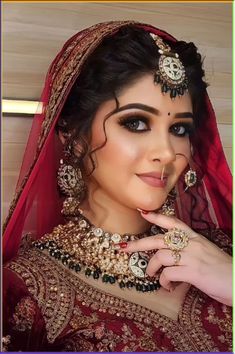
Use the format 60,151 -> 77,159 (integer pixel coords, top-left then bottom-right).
2,21 -> 232,352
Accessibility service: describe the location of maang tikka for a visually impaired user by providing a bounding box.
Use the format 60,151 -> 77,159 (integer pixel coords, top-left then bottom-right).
150,33 -> 188,98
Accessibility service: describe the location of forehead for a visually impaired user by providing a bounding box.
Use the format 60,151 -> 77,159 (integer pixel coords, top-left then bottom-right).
117,74 -> 193,114
95,73 -> 193,119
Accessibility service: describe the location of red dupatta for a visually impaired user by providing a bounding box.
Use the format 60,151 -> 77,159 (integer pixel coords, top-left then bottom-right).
3,21 -> 232,263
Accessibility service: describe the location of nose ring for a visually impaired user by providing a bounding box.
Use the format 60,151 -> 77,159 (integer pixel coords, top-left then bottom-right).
160,166 -> 165,181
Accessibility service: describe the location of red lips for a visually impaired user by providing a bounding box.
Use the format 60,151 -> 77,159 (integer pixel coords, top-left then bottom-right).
136,171 -> 168,188
137,171 -> 168,179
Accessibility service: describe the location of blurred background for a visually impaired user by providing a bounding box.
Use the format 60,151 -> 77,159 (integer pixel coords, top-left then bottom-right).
2,2 -> 232,219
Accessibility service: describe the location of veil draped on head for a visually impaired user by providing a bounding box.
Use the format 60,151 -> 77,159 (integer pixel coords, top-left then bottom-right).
3,21 -> 232,263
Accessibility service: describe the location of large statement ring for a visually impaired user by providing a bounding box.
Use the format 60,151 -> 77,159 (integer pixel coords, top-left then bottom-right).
164,228 -> 189,265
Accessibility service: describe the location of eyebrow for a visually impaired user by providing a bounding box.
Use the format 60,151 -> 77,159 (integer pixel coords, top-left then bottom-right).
105,103 -> 194,119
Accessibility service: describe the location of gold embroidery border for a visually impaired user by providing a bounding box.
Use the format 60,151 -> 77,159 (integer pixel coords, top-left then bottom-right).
7,255 -> 75,343
6,247 -> 229,351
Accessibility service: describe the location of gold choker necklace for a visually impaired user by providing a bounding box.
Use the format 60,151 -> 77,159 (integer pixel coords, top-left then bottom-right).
33,214 -> 163,293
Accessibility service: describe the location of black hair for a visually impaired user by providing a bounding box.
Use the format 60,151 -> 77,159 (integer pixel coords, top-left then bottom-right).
56,25 -> 213,232
57,25 -> 208,153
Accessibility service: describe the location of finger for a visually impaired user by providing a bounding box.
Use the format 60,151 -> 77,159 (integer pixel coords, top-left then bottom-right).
159,266 -> 189,291
147,249 -> 191,276
146,249 -> 184,276
122,234 -> 165,253
138,211 -> 194,236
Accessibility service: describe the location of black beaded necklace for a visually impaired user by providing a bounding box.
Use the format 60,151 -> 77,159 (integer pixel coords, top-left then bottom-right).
33,216 -> 163,293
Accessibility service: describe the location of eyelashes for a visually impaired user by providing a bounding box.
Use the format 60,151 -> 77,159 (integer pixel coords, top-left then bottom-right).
118,115 -> 195,137
118,116 -> 149,133
169,122 -> 195,137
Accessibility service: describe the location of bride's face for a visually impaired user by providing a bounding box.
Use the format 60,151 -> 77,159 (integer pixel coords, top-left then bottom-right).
85,74 -> 193,211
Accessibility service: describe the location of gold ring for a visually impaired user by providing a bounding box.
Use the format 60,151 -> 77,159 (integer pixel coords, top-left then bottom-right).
172,250 -> 181,265
164,228 -> 189,251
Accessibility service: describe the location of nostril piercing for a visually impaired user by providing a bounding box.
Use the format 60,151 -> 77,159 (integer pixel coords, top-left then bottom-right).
161,166 -> 165,181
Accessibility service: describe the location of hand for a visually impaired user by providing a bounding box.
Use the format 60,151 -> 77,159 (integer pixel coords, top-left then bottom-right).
123,211 -> 232,306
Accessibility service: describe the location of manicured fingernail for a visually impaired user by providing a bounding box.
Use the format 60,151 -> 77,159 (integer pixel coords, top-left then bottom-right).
117,242 -> 128,249
137,208 -> 149,214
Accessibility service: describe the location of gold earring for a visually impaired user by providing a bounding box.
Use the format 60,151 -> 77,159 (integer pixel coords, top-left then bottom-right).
175,152 -> 197,192
57,158 -> 86,198
184,167 -> 197,191
57,142 -> 87,217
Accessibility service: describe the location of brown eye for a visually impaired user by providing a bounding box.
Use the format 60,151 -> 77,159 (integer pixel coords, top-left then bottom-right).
172,125 -> 186,135
119,117 -> 149,132
170,123 -> 195,137
126,120 -> 148,131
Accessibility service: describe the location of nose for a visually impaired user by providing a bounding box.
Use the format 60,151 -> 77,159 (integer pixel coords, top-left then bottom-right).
148,134 -> 176,165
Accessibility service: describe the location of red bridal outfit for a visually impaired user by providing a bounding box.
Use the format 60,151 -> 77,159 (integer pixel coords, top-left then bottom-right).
2,21 -> 232,352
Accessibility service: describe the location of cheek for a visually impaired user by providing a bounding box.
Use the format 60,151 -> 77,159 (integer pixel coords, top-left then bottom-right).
171,136 -> 191,175
90,118 -> 144,170
176,158 -> 188,176
171,134 -> 190,152
95,135 -> 142,170
171,130 -> 191,150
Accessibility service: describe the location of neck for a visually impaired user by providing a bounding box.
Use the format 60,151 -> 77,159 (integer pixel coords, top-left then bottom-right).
80,184 -> 150,235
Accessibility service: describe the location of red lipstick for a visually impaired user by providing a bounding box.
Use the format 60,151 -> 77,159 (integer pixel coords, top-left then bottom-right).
136,171 -> 168,188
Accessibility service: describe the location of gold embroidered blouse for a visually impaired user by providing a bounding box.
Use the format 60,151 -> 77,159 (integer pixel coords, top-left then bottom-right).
2,229 -> 232,352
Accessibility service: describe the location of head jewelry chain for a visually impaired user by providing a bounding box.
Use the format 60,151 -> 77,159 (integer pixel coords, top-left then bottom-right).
150,33 -> 188,98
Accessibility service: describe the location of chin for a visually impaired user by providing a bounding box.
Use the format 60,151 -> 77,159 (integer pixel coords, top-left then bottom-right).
135,197 -> 166,213
136,205 -> 162,213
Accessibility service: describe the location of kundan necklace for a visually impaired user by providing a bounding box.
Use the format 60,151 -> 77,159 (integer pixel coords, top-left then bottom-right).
33,213 -> 163,292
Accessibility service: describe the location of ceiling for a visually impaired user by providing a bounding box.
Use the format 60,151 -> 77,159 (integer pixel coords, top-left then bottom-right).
2,2 -> 232,124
